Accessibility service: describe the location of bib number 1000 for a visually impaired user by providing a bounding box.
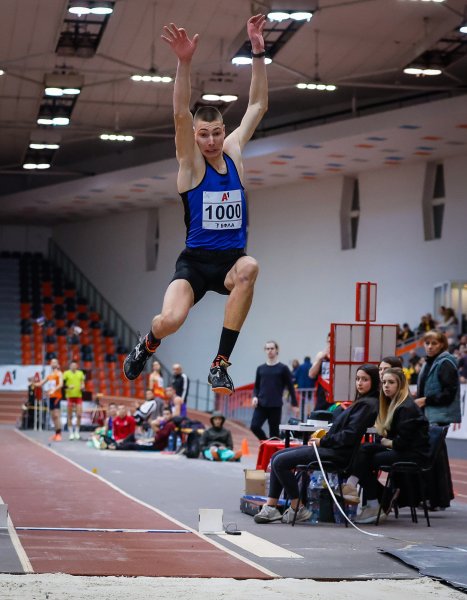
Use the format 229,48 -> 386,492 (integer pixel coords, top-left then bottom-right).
202,189 -> 242,230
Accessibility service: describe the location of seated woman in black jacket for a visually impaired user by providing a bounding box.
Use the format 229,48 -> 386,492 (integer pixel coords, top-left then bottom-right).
350,367 -> 430,524
254,364 -> 380,524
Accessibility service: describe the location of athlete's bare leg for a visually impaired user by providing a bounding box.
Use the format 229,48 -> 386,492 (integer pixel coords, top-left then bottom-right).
223,256 -> 259,330
151,279 -> 194,339
123,279 -> 194,381
208,256 -> 259,395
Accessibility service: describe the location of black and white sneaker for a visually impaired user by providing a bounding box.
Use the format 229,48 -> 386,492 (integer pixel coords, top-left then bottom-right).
208,360 -> 235,395
123,335 -> 154,380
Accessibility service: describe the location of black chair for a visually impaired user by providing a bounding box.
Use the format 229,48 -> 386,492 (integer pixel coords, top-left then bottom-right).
375,425 -> 449,527
292,444 -> 362,527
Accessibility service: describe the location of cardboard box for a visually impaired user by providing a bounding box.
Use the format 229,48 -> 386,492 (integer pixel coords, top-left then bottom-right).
244,469 -> 266,496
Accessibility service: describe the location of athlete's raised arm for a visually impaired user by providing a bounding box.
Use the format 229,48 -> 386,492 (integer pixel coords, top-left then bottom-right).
225,15 -> 268,158
161,23 -> 199,170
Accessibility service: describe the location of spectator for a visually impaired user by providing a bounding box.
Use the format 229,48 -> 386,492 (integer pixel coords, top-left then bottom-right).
37,358 -> 63,441
62,360 -> 85,440
201,411 -> 242,461
414,330 -> 460,510
400,323 -> 414,342
164,385 -> 185,417
134,389 -> 164,426
349,368 -> 430,524
148,360 -> 165,400
250,340 -> 298,441
151,406 -> 177,451
458,344 -> 467,383
295,356 -> 314,390
112,404 -> 136,447
254,364 -> 380,524
171,363 -> 189,405
290,359 -> 300,385
378,356 -> 403,382
309,334 -> 331,410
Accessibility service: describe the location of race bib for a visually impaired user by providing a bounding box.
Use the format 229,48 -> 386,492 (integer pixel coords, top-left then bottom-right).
202,189 -> 242,230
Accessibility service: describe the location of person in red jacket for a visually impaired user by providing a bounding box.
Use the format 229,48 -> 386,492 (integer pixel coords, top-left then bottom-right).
151,406 -> 177,451
112,405 -> 136,447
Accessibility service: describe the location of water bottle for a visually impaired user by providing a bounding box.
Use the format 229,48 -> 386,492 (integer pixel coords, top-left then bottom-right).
330,475 -> 346,524
346,502 -> 357,522
265,462 -> 271,496
175,435 -> 182,451
307,476 -> 320,524
167,432 -> 176,451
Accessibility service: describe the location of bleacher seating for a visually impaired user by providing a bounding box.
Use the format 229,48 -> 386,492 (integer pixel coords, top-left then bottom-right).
17,252 -> 145,400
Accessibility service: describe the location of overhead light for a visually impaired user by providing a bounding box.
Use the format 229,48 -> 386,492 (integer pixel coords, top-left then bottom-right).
297,82 -> 337,91
460,24 -> 467,34
68,1 -> 114,16
100,133 -> 134,142
37,116 -> 70,126
29,143 -> 60,150
0,69 -> 4,76
403,66 -> 442,76
23,163 -> 51,170
131,73 -> 172,83
232,55 -> 272,66
45,87 -> 81,97
201,93 -> 238,102
268,11 -> 312,22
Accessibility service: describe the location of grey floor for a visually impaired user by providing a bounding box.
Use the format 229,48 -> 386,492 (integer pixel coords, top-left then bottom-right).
4,428 -> 467,581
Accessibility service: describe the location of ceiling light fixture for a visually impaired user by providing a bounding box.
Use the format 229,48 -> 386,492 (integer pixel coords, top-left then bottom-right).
460,24 -> 467,34
231,55 -> 272,66
0,69 -> 4,76
403,66 -> 442,76
37,116 -> 70,126
268,11 -> 312,22
100,133 -> 134,142
68,1 -> 114,17
45,86 -> 81,96
131,73 -> 172,83
29,143 -> 60,150
296,82 -> 337,91
201,93 -> 238,102
23,163 -> 51,170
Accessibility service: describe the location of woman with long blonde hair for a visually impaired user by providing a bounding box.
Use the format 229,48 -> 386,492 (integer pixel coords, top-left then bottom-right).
349,368 -> 430,524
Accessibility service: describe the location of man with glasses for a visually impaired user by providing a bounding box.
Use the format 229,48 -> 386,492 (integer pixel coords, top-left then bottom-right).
250,341 -> 298,440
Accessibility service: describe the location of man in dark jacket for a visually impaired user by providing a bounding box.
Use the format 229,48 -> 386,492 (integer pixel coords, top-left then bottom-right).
201,411 -> 242,461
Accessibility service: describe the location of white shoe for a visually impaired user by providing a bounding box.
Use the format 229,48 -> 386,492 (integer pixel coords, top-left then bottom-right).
282,505 -> 312,524
254,505 -> 283,524
69,431 -> 75,440
75,431 -> 81,440
354,505 -> 386,524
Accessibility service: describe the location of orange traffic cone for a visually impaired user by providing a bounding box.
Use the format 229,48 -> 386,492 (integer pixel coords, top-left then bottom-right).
241,438 -> 250,456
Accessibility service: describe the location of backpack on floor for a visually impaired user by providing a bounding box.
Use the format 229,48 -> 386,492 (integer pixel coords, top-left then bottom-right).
185,430 -> 201,459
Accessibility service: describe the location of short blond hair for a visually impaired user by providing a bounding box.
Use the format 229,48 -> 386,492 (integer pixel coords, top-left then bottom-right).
423,330 -> 448,352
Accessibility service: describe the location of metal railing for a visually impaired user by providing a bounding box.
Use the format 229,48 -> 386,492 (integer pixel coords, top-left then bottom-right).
215,387 -> 316,428
49,239 -> 141,357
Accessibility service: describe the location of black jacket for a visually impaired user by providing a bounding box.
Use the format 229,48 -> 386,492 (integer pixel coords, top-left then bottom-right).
386,397 -> 430,458
320,395 -> 379,454
200,426 -> 233,451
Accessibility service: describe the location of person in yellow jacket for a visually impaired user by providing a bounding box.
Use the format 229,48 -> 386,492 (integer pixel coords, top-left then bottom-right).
63,360 -> 85,440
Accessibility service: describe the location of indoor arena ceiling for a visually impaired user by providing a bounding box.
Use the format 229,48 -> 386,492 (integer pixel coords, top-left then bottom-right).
1,0 -> 467,224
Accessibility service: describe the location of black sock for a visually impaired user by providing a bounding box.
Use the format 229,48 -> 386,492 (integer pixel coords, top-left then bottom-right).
213,328 -> 239,365
56,429 -> 61,435
145,330 -> 161,352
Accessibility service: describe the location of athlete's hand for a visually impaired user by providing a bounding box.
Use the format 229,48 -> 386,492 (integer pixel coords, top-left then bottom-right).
247,14 -> 266,53
252,396 -> 258,407
414,397 -> 426,408
161,23 -> 199,62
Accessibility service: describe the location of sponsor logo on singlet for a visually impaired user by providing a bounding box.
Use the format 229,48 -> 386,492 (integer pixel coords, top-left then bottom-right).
202,189 -> 242,230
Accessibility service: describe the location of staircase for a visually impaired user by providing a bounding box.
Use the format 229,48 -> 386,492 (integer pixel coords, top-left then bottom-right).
0,392 -> 24,425
0,258 -> 21,365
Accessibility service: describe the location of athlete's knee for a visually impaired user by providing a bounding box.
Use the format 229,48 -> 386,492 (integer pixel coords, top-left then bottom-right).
236,258 -> 259,287
152,309 -> 186,335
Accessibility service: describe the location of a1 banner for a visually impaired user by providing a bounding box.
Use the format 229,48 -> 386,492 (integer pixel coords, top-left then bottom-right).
0,365 -> 48,391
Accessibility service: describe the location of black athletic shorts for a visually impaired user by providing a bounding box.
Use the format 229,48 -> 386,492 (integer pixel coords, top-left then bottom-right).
171,247 -> 246,304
